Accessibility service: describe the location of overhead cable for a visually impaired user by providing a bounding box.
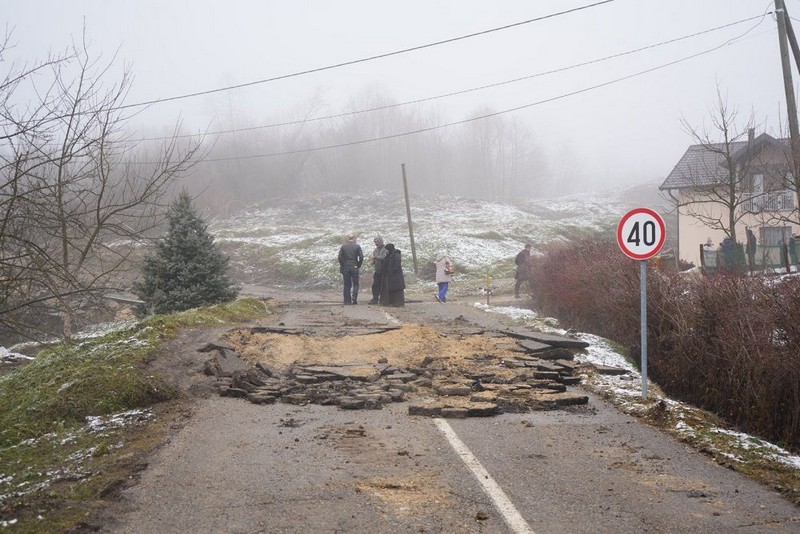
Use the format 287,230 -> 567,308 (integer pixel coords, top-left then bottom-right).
147,13 -> 767,165
113,0 -> 616,111
134,14 -> 770,142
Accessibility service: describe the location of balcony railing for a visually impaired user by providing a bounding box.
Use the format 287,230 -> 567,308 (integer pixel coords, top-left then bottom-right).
740,190 -> 796,213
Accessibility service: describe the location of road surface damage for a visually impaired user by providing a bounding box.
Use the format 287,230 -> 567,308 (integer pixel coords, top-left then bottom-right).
201,322 -> 603,417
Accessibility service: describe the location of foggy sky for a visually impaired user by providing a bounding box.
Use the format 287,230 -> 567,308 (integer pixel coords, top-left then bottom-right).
2,0 -> 793,192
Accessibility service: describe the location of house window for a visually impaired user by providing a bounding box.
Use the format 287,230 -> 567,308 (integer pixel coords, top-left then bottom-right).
760,226 -> 792,246
752,174 -> 764,195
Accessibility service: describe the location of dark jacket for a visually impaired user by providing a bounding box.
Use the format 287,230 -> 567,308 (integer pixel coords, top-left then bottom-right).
383,249 -> 405,291
338,241 -> 363,271
515,249 -> 530,279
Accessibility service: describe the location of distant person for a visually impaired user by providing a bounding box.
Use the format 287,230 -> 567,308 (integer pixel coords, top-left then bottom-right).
746,227 -> 757,268
719,236 -> 734,270
380,243 -> 405,307
790,235 -> 798,266
434,251 -> 454,303
368,235 -> 388,304
337,234 -> 363,305
514,244 -> 532,298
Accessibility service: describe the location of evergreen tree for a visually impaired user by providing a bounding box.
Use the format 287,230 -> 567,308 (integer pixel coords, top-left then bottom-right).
134,191 -> 238,316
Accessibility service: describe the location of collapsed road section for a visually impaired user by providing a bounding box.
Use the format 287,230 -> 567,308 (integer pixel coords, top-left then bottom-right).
197,322 -> 627,417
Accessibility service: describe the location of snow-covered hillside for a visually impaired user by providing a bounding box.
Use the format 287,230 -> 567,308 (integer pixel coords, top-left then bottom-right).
211,189 -> 654,289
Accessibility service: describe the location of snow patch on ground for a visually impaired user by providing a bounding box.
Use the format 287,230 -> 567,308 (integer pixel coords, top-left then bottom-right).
474,302 -> 800,473
211,191 -> 632,286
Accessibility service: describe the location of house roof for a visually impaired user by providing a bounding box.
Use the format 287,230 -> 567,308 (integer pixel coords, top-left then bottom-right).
730,132 -> 788,164
659,134 -> 788,190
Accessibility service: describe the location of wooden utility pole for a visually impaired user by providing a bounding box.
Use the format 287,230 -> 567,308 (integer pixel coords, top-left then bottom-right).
775,0 -> 800,211
401,163 -> 419,274
782,2 -> 800,74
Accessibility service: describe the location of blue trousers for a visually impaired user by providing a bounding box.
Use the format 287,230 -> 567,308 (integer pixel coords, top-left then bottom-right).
437,282 -> 449,302
342,266 -> 359,303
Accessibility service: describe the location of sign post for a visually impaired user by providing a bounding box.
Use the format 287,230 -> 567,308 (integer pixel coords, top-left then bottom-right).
616,208 -> 666,399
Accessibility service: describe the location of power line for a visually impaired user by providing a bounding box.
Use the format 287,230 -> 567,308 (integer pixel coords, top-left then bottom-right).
126,11 -> 770,165
134,14 -> 770,143
113,0 -> 616,111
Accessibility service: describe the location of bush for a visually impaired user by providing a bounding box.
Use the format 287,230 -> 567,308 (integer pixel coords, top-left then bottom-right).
530,238 -> 640,348
531,236 -> 800,451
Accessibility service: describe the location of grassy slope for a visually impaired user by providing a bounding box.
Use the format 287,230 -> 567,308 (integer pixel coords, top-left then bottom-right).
0,297 -> 271,533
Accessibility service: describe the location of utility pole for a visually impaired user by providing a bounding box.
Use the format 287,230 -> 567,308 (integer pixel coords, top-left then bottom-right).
782,2 -> 800,74
401,163 -> 419,274
775,0 -> 800,211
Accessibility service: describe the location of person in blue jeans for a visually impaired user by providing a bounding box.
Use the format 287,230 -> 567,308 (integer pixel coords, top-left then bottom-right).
434,251 -> 453,303
338,234 -> 364,304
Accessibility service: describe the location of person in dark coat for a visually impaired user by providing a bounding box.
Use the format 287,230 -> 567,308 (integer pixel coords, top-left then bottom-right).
746,227 -> 757,269
379,243 -> 405,307
719,236 -> 734,270
514,244 -> 532,298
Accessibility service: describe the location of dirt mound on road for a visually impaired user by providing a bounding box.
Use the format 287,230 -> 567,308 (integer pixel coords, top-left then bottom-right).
222,324 -> 519,379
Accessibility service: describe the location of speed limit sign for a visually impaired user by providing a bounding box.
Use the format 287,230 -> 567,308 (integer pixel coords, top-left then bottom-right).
617,208 -> 666,260
618,207 -> 666,400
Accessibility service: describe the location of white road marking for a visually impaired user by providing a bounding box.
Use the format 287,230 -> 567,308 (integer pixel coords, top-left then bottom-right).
434,418 -> 535,534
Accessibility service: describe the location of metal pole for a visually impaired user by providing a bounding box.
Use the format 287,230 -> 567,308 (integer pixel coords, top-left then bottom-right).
640,260 -> 648,399
401,163 -> 419,274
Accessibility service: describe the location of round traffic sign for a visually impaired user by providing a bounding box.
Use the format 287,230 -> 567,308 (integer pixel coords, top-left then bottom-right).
617,208 -> 666,260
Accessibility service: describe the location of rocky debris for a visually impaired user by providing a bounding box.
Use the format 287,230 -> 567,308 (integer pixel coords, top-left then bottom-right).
408,401 -> 499,418
249,325 -> 402,337
200,342 -> 249,377
202,326 -> 593,417
592,364 -> 630,376
503,327 -> 590,349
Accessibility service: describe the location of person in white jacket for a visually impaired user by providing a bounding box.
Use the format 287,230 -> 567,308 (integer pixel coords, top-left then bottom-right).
434,251 -> 453,303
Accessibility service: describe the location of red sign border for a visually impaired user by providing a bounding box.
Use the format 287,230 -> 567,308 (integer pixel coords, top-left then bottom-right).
617,208 -> 666,260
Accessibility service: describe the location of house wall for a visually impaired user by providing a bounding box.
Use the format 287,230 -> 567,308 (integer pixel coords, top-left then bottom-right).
676,191 -> 728,267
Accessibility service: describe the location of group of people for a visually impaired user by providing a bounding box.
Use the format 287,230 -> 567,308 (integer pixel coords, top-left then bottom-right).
338,235 -> 534,305
337,234 -> 406,307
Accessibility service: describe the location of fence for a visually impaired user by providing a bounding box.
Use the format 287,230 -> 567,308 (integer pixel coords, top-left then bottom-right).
700,242 -> 798,274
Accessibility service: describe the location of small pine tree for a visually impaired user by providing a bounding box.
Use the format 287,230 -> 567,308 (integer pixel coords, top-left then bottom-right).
134,191 -> 238,316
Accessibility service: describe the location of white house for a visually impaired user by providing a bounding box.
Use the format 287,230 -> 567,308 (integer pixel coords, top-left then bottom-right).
660,132 -> 799,269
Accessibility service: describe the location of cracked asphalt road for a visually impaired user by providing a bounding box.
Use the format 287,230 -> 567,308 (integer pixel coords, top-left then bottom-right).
100,288 -> 800,533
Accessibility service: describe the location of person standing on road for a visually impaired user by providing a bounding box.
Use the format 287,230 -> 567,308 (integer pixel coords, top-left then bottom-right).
338,234 -> 363,305
380,243 -> 405,307
368,235 -> 388,304
434,251 -> 453,303
514,243 -> 532,298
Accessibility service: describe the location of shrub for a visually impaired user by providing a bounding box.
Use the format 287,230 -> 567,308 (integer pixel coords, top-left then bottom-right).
531,236 -> 800,451
530,237 -> 639,348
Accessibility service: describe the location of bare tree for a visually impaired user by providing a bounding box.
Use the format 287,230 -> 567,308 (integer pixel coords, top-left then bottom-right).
675,89 -> 758,244
0,31 -> 202,341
